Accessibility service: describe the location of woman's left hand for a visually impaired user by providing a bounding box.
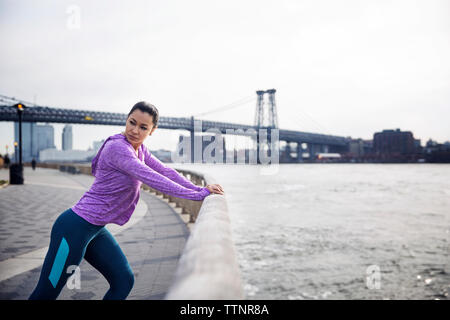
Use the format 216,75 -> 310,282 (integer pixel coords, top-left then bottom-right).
206,184 -> 225,195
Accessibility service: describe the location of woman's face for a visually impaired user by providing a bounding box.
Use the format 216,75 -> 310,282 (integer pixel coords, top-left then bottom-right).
124,109 -> 157,149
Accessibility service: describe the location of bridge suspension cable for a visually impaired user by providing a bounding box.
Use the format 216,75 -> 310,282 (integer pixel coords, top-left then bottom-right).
0,94 -> 37,107
285,108 -> 333,136
193,95 -> 255,117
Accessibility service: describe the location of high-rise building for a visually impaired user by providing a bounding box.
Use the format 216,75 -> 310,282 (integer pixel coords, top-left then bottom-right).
14,122 -> 55,162
373,129 -> 415,155
62,125 -> 73,151
14,122 -> 34,163
37,124 -> 55,152
373,129 -> 420,162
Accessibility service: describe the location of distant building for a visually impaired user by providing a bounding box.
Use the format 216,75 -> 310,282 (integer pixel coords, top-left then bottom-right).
14,122 -> 55,162
374,129 -> 415,154
424,139 -> 450,163
36,124 -> 55,153
373,129 -> 419,162
425,139 -> 439,149
414,139 -> 421,149
348,139 -> 365,158
40,139 -> 108,163
62,125 -> 73,151
342,138 -> 374,162
39,148 -> 97,162
14,122 -> 33,162
362,139 -> 374,154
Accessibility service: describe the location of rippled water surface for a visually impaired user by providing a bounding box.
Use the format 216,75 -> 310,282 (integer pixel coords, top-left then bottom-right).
175,163 -> 450,300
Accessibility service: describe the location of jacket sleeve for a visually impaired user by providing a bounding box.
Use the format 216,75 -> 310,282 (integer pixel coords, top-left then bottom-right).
106,141 -> 210,201
143,148 -> 204,191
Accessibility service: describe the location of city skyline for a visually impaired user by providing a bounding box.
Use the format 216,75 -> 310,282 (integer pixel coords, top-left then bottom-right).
6,115 -> 450,157
1,0 -> 449,153
1,102 -> 449,158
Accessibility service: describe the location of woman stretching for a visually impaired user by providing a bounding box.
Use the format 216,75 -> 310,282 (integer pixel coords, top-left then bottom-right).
29,101 -> 224,300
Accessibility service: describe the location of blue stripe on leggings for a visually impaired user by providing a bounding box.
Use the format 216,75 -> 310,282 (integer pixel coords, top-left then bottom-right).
48,237 -> 69,288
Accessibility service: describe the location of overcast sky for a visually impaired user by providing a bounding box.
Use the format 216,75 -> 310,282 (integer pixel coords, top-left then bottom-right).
0,0 -> 449,153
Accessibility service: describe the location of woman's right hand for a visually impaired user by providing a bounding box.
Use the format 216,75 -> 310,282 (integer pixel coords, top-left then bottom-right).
206,184 -> 224,195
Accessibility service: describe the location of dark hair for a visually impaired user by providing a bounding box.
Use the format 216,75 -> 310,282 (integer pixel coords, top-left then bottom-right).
127,101 -> 159,126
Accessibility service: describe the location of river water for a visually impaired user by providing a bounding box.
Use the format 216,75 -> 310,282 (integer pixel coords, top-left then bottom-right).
174,163 -> 450,300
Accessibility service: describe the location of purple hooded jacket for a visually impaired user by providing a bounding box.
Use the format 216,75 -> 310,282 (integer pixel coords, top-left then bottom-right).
71,133 -> 210,226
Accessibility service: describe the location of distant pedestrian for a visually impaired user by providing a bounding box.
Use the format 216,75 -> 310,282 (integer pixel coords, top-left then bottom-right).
31,158 -> 36,170
4,154 -> 10,168
29,101 -> 224,300
0,155 -> 4,169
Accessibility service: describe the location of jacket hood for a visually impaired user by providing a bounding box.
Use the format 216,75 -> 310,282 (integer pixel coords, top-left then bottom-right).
91,133 -> 126,176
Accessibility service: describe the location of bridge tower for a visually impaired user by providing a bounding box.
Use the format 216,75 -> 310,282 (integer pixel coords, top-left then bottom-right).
253,89 -> 279,164
254,89 -> 279,129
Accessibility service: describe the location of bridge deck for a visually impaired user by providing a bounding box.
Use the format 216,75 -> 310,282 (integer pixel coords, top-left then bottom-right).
0,105 -> 350,146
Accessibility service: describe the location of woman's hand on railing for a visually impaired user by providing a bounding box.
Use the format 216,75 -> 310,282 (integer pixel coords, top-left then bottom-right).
206,184 -> 224,195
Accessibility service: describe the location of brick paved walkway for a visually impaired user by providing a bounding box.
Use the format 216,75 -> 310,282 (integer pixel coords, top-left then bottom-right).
0,167 -> 190,299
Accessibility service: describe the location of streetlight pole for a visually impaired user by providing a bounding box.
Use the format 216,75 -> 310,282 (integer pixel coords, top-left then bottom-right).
18,104 -> 23,166
10,103 -> 25,184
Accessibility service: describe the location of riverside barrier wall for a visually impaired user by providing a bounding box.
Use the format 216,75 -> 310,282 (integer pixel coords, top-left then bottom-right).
25,162 -> 244,299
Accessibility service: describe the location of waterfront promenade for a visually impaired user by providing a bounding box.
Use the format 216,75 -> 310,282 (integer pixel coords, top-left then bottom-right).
0,166 -> 190,299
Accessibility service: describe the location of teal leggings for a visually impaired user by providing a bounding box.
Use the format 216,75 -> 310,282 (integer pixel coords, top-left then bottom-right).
29,208 -> 134,300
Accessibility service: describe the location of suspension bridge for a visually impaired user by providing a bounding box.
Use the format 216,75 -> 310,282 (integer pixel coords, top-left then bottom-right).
0,92 -> 351,163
